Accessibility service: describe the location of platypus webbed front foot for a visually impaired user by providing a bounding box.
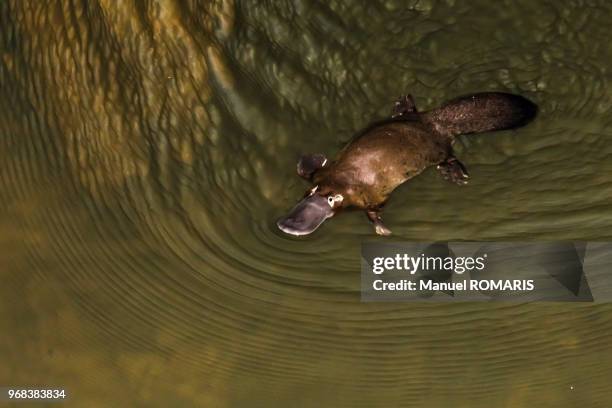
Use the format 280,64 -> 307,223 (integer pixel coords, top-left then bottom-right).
297,153 -> 328,181
437,156 -> 470,185
391,94 -> 418,118
366,210 -> 392,236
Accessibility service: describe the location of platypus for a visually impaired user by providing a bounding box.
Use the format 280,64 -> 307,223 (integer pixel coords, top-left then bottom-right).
277,92 -> 537,236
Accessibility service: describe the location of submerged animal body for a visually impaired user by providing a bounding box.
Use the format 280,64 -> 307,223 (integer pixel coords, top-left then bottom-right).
277,92 -> 537,236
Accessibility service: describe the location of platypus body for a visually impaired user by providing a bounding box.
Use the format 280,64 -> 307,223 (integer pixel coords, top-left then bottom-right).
277,92 -> 537,236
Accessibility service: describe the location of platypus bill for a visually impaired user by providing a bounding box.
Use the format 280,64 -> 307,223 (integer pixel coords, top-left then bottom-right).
277,92 -> 538,236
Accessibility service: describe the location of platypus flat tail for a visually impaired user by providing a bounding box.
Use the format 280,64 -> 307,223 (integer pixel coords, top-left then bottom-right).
421,92 -> 538,138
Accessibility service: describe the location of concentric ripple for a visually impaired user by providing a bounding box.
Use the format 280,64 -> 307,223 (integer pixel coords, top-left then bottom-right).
2,0 -> 612,406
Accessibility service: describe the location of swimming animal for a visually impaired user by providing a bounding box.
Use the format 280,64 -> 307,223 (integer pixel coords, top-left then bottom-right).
277,92 -> 537,236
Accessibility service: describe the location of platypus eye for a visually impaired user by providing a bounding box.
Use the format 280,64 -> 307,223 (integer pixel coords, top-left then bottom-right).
327,194 -> 344,207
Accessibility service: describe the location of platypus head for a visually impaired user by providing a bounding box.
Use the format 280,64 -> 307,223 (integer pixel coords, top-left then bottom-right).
277,185 -> 344,236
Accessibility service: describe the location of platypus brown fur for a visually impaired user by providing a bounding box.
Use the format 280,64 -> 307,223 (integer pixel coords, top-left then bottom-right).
277,92 -> 537,236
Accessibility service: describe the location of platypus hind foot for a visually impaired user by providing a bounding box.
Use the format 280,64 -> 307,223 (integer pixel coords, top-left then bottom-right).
437,157 -> 470,185
391,94 -> 417,118
367,210 -> 392,236
297,153 -> 328,181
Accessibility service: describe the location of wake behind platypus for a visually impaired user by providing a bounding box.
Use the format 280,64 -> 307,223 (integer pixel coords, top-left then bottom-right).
277,92 -> 538,236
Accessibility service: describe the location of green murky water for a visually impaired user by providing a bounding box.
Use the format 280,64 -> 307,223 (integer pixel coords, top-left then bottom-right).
1,0 -> 612,406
